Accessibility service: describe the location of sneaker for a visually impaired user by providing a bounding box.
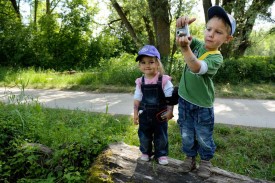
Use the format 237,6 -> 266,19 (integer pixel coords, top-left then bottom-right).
181,156 -> 196,173
197,160 -> 212,178
158,156 -> 168,165
140,154 -> 150,161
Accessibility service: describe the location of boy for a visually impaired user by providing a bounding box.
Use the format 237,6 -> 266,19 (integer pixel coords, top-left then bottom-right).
176,6 -> 236,178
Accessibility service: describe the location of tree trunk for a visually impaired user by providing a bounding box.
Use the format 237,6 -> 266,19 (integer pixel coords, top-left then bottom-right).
142,15 -> 155,45
169,0 -> 183,75
202,0 -> 212,23
34,0 -> 38,25
46,0 -> 50,15
110,0 -> 142,48
10,0 -> 21,19
147,0 -> 170,65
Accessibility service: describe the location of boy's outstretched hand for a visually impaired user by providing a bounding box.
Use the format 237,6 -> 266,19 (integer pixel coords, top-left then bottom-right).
176,16 -> 196,28
176,16 -> 196,48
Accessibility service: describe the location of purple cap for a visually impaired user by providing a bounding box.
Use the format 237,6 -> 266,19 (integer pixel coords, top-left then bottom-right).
208,6 -> 236,36
136,45 -> 160,61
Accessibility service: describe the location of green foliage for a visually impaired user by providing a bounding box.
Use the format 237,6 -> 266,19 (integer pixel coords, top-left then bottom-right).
87,33 -> 124,68
0,101 -> 133,182
245,31 -> 275,56
0,54 -> 275,99
168,53 -> 186,84
0,0 -> 127,71
95,53 -> 141,86
0,21 -> 33,67
214,56 -> 275,84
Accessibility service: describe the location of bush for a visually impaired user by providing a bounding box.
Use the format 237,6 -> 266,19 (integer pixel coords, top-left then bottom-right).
214,56 -> 275,84
94,53 -> 141,86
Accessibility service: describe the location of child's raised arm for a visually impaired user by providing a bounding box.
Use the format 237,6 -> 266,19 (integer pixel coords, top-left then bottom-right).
176,16 -> 201,73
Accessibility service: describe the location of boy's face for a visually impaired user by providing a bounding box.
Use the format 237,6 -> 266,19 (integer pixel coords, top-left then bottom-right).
204,17 -> 233,51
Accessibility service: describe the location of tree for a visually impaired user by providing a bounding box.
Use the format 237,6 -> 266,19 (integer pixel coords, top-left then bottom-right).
108,0 -> 193,66
108,0 -> 171,61
202,0 -> 275,58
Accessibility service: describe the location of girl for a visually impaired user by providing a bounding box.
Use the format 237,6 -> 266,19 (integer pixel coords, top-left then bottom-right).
133,45 -> 174,165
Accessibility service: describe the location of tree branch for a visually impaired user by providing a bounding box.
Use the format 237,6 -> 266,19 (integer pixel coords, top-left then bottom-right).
110,0 -> 141,47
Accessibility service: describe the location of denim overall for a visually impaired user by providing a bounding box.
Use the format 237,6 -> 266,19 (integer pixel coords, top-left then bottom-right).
138,75 -> 168,159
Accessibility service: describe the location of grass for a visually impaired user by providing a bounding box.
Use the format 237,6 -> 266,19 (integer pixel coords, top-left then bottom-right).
215,82 -> 275,99
0,101 -> 274,182
0,67 -> 274,99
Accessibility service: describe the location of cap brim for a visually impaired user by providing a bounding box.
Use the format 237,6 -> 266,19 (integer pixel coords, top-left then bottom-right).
135,54 -> 156,61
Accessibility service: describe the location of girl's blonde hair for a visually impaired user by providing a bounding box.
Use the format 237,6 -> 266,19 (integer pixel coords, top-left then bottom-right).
156,58 -> 165,75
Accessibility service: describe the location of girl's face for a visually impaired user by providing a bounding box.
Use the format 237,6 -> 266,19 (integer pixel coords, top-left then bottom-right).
139,56 -> 159,78
204,17 -> 233,51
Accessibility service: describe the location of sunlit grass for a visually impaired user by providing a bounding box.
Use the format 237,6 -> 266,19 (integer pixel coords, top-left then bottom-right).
215,82 -> 275,99
0,67 -> 274,99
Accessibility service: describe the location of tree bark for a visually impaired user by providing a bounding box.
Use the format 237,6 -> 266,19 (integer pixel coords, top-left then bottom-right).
34,0 -> 38,25
142,15 -> 155,45
46,0 -> 50,15
147,0 -> 170,65
202,0 -> 212,23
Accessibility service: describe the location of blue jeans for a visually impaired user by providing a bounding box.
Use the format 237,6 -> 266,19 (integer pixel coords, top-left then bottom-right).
138,107 -> 168,158
177,97 -> 216,160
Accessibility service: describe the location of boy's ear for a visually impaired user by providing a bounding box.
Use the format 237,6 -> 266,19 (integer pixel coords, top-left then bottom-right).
225,35 -> 234,44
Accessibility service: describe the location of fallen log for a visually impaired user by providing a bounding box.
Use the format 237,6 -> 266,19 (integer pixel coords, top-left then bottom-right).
87,142 -> 271,183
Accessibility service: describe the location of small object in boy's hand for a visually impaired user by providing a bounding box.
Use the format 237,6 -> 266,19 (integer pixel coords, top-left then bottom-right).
176,25 -> 190,37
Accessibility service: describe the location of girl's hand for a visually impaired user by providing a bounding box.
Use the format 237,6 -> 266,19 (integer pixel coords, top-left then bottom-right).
165,110 -> 174,121
133,114 -> 139,125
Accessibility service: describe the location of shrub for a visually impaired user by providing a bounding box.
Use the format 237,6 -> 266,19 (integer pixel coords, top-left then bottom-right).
214,56 -> 275,84
0,101 -> 133,182
95,53 -> 141,86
